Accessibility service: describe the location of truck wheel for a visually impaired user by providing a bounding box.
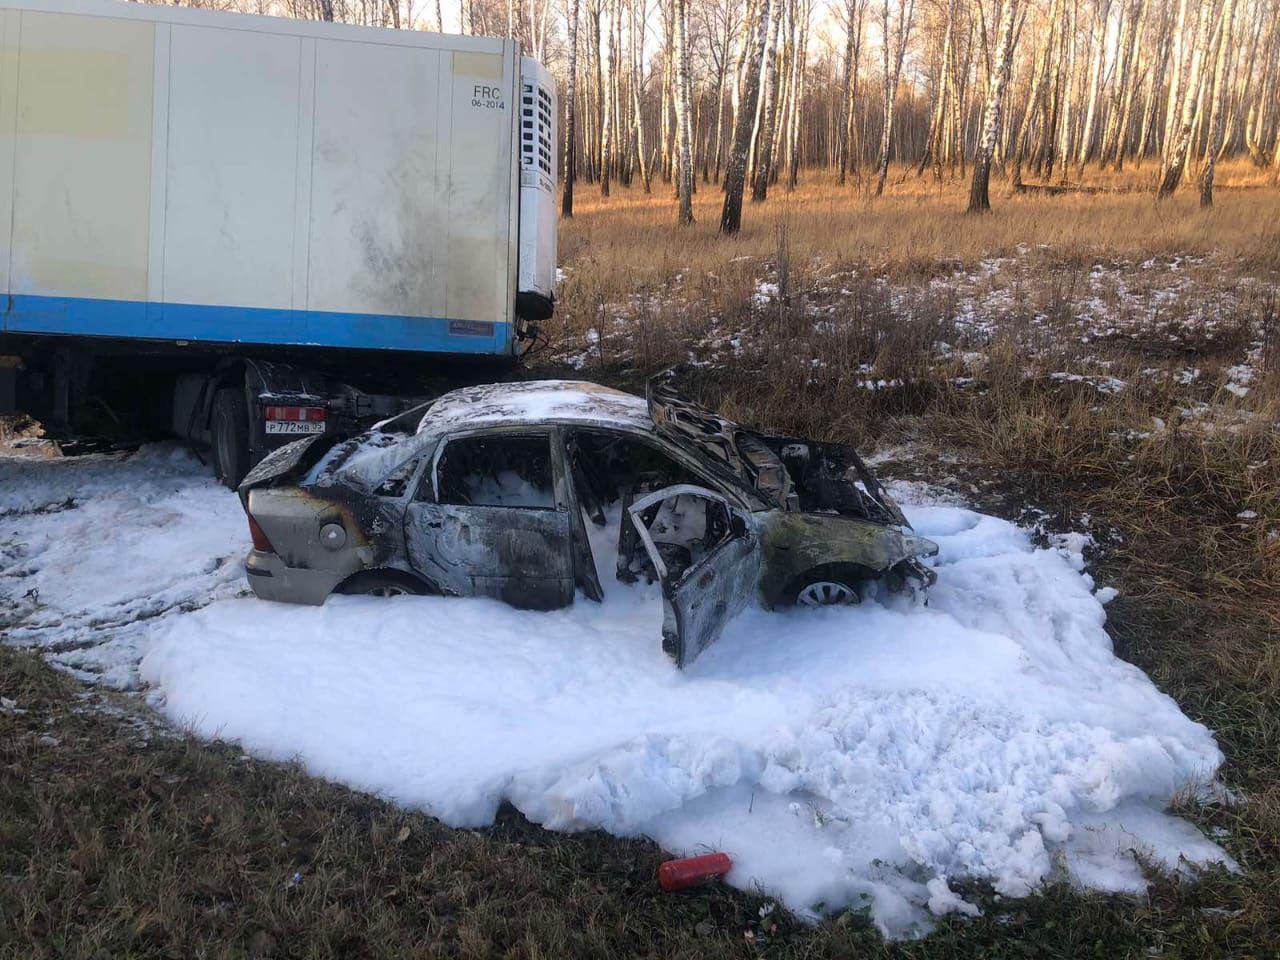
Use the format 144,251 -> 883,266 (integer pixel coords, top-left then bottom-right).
211,387 -> 249,489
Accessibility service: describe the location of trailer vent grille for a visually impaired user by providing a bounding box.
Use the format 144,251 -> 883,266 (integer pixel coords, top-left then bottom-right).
521,81 -> 554,178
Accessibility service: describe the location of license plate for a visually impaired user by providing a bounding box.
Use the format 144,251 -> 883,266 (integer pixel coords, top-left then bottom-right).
265,420 -> 326,435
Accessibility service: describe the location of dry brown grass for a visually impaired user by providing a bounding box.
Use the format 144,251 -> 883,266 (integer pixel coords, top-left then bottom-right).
558,160 -> 1280,307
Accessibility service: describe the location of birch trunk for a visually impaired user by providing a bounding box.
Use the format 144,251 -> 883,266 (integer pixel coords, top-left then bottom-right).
1198,0 -> 1236,205
1056,0 -> 1079,180
613,0 -> 630,185
721,0 -> 771,232
674,0 -> 696,222
766,0 -> 789,186
1011,0 -> 1060,184
630,0 -> 653,192
1183,11 -> 1219,180
787,0 -> 810,187
1076,0 -> 1111,171
968,0 -> 1019,212
562,0 -> 581,216
1111,0 -> 1146,170
838,0 -> 866,184
592,0 -> 611,195
1158,0 -> 1214,197
660,2 -> 674,181
1162,0 -> 1192,156
874,0 -> 915,196
917,0 -> 957,177
1136,0 -> 1173,161
750,0 -> 783,200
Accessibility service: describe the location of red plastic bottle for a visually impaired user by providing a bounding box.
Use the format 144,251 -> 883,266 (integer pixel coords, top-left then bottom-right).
657,852 -> 734,892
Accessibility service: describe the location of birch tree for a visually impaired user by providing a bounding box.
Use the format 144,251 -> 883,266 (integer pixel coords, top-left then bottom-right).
674,0 -> 696,222
562,0 -> 581,215
968,0 -> 1019,211
838,0 -> 868,183
751,0 -> 785,200
917,0 -> 959,178
874,0 -> 918,196
629,0 -> 653,192
1158,0 -> 1216,197
1075,0 -> 1112,171
721,0 -> 771,232
1198,0 -> 1237,204
785,0 -> 811,187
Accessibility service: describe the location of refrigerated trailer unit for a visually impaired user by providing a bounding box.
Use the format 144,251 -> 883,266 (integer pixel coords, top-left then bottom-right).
0,0 -> 557,484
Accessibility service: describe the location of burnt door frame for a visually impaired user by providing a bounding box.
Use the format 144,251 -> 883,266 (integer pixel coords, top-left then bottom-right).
403,426 -> 575,609
626,484 -> 761,667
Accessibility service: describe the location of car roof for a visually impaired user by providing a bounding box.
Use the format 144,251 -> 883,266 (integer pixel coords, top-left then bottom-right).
415,380 -> 653,436
310,382 -> 653,493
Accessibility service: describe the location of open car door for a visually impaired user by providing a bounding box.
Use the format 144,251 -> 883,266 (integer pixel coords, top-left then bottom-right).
626,485 -> 761,668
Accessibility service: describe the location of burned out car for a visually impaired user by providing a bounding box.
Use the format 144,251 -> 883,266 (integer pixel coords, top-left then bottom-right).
239,376 -> 938,667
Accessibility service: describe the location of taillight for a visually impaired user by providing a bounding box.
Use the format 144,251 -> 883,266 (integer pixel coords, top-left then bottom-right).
247,513 -> 275,552
263,405 -> 327,422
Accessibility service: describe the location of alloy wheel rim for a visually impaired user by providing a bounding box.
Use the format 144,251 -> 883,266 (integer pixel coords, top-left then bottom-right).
368,584 -> 410,597
797,581 -> 859,607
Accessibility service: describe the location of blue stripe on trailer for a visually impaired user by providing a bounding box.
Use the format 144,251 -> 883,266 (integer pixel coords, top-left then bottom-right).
2,294 -> 514,356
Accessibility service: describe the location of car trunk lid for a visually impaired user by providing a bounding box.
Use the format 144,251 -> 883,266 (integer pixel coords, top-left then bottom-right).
236,434 -> 336,506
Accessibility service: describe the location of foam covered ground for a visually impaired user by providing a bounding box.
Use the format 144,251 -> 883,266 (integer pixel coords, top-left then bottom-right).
1,446 -> 1230,936
1,446 -> 246,687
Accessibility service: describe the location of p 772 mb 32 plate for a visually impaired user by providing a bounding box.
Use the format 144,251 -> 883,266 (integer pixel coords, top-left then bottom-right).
265,421 -> 326,435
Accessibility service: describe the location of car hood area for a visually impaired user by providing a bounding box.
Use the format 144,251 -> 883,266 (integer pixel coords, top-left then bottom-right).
646,370 -> 910,526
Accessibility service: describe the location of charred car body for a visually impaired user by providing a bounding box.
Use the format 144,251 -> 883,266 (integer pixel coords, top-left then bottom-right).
239,375 -> 938,666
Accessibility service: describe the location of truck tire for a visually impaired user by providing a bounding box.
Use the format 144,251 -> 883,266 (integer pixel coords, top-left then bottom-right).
212,387 -> 249,489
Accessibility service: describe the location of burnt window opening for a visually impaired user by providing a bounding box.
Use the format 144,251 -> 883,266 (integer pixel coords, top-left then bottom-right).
566,430 -> 703,526
436,434 -> 555,510
374,457 -> 421,498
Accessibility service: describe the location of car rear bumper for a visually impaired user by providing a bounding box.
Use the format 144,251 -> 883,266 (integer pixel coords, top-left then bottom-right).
245,549 -> 345,605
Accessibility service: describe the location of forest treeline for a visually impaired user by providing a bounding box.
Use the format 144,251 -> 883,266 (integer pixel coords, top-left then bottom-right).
153,0 -> 1280,223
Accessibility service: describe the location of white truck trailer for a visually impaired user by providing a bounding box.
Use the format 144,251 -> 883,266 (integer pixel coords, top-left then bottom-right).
0,0 -> 557,485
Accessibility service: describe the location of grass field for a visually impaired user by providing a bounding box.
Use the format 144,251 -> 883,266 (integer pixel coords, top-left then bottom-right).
4,163 -> 1280,958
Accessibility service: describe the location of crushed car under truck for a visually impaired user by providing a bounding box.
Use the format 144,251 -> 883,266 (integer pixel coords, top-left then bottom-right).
237,373 -> 938,667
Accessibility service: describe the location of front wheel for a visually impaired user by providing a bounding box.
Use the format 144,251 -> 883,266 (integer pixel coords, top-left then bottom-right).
786,564 -> 873,608
795,579 -> 863,607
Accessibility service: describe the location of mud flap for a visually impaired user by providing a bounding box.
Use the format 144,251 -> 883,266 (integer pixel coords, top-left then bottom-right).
626,485 -> 761,668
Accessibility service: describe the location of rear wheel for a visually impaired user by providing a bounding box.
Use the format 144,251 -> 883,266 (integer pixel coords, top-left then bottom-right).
337,570 -> 429,598
211,387 -> 249,490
